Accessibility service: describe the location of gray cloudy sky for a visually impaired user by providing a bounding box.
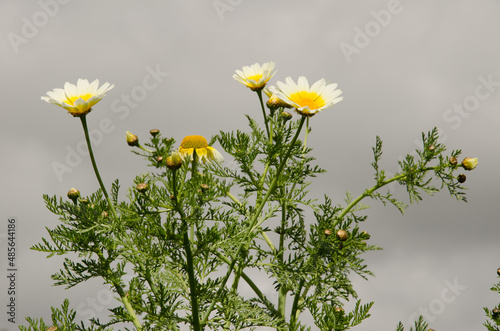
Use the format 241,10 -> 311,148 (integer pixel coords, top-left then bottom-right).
1,1 -> 500,330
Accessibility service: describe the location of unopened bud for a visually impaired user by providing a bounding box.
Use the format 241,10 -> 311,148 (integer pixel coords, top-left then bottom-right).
67,188 -> 80,203
101,211 -> 108,218
334,307 -> 344,313
136,183 -> 148,192
497,267 -> 500,276
150,129 -> 160,137
46,327 -> 57,331
267,94 -> 293,110
336,229 -> 348,241
324,229 -> 332,236
166,152 -> 183,170
457,174 -> 466,183
280,111 -> 293,122
79,198 -> 89,205
126,131 -> 139,147
200,184 -> 209,192
156,156 -> 164,164
462,157 -> 478,171
360,231 -> 371,240
449,156 -> 458,166
493,308 -> 500,318
428,145 -> 435,152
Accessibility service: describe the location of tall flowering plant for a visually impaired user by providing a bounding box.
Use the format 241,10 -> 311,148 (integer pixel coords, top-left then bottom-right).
23,63 -> 477,331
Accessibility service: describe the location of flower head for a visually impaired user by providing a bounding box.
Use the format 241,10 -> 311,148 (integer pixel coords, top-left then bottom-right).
462,157 -> 478,171
271,76 -> 343,117
126,131 -> 139,147
233,62 -> 276,91
178,135 -> 223,164
41,79 -> 114,117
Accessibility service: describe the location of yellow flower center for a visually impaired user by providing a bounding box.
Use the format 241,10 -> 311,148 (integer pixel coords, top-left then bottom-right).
180,135 -> 208,149
247,74 -> 263,82
67,94 -> 93,105
289,91 -> 325,110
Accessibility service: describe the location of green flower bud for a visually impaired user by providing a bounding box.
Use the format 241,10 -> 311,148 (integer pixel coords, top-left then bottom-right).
126,131 -> 139,147
492,309 -> 500,319
324,229 -> 332,236
462,157 -> 478,171
360,231 -> 371,240
150,129 -> 160,137
67,188 -> 80,204
280,111 -> 293,122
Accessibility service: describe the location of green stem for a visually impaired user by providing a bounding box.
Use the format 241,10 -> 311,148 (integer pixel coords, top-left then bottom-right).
201,117 -> 306,327
277,198 -> 287,318
81,116 -> 142,330
172,168 -> 201,331
337,166 -> 443,222
290,280 -> 309,329
80,116 -> 119,221
212,250 -> 281,318
113,282 -> 144,331
302,117 -> 310,152
256,89 -> 270,139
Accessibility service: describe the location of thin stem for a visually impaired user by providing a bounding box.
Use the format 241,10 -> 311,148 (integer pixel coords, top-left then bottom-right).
80,116 -> 119,221
277,198 -> 287,318
337,166 -> 443,222
201,117 -> 306,327
172,168 -> 201,331
81,116 -> 142,329
256,89 -> 270,139
302,117 -> 310,152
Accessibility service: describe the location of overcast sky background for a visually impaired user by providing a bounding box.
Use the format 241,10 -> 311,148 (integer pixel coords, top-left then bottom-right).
1,1 -> 499,330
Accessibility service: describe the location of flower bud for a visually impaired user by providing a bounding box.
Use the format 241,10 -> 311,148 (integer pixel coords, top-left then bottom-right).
79,198 -> 89,205
324,229 -> 332,236
336,229 -> 348,241
462,157 -> 478,171
449,157 -> 458,165
360,231 -> 371,240
334,306 -> 344,314
166,151 -> 183,170
101,211 -> 108,218
156,156 -> 164,164
67,188 -> 80,204
457,174 -> 466,183
497,268 -> 500,276
200,184 -> 209,192
428,145 -> 435,152
136,183 -> 148,193
493,308 -> 500,318
150,129 -> 160,137
126,131 -> 139,147
267,94 -> 293,110
46,327 -> 57,331
280,111 -> 293,122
